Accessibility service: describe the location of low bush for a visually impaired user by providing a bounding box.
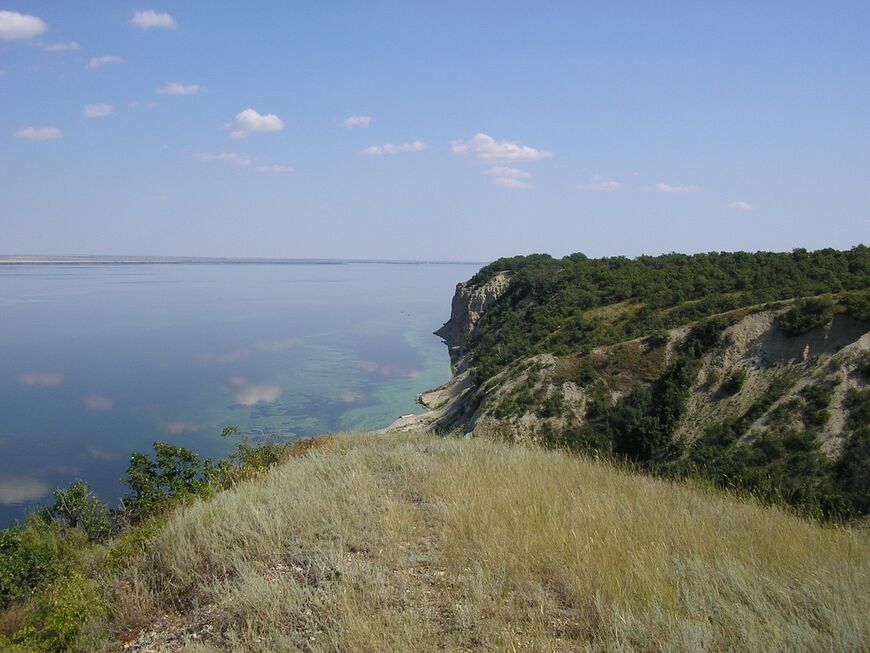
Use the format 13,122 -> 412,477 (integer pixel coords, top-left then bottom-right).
44,480 -> 113,543
0,519 -> 71,609
779,297 -> 835,336
12,570 -> 103,653
722,368 -> 747,394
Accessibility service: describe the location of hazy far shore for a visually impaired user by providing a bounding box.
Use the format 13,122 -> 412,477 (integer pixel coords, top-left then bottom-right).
0,255 -> 484,266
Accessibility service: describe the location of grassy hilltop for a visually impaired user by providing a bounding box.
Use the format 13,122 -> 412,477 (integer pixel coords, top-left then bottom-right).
2,432 -> 868,651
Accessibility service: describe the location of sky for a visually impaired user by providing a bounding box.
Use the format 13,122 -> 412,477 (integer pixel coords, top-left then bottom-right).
1,1 -> 868,261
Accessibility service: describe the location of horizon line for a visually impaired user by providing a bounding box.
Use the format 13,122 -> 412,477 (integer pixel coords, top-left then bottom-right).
0,254 -> 488,266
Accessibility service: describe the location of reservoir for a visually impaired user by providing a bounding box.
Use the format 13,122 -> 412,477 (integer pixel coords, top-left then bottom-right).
0,261 -> 477,526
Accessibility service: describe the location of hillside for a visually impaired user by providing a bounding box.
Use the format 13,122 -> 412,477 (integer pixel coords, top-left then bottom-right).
392,247 -> 870,518
3,432 -> 868,651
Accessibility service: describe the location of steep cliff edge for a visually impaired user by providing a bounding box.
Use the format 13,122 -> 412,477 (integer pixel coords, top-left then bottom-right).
434,271 -> 512,369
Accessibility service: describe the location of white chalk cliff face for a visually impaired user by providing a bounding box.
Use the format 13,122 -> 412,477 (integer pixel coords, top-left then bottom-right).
385,271 -> 512,433
434,271 -> 512,368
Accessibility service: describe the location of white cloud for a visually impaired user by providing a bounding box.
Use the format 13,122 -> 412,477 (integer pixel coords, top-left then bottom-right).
17,371 -> 63,386
0,476 -> 49,505
0,10 -> 47,40
226,108 -> 284,139
452,132 -> 552,162
13,127 -> 63,141
648,182 -> 702,193
343,115 -> 372,128
256,164 -> 295,173
196,152 -> 253,166
728,201 -> 753,212
132,10 -> 176,30
228,377 -> 281,406
482,166 -> 530,179
494,177 -> 530,190
82,103 -> 113,118
482,166 -> 532,189
87,55 -> 124,69
44,41 -> 80,52
83,395 -> 113,412
579,175 -> 622,191
360,141 -> 426,156
157,82 -> 204,96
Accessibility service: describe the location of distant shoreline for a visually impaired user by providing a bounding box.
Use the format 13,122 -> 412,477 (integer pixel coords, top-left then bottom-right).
0,256 -> 485,266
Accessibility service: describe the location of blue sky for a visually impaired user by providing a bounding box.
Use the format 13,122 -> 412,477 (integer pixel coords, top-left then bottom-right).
1,2 -> 868,261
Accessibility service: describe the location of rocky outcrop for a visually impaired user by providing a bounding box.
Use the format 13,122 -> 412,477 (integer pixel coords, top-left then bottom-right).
434,271 -> 512,367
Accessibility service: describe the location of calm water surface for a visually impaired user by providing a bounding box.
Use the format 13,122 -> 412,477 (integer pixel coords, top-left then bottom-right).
0,262 -> 477,526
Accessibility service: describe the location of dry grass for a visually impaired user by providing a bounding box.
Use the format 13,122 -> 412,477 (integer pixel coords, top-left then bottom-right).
107,432 -> 869,652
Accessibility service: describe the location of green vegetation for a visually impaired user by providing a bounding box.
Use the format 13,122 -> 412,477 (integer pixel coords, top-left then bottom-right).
549,321 -> 721,463
460,248 -> 870,519
721,368 -> 747,394
0,429 -> 296,652
468,247 -> 869,382
778,296 -> 836,335
837,388 -> 870,514
800,378 -> 837,429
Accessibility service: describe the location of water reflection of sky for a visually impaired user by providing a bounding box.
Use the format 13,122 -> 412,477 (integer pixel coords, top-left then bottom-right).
0,262 -> 477,526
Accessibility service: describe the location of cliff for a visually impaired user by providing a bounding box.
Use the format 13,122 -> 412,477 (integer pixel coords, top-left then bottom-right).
434,271 -> 512,368
393,248 -> 870,518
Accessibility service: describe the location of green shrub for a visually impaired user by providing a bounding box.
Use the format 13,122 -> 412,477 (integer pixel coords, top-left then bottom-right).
216,426 -> 287,485
538,392 -> 565,418
722,368 -> 747,394
13,570 -> 103,653
840,289 -> 870,322
44,481 -> 112,542
644,330 -> 670,349
779,297 -> 835,336
800,379 -> 836,429
122,442 -> 216,522
0,519 -> 70,609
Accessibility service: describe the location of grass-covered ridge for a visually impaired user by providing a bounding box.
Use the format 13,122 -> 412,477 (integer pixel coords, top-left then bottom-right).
4,432 -> 869,651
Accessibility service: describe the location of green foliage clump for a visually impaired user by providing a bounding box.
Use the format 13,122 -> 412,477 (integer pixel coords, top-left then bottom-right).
721,368 -> 747,394
44,481 -> 112,543
12,570 -> 103,653
778,297 -> 835,336
0,519 -> 71,610
557,354 -> 700,464
538,392 -> 565,418
840,289 -> 870,322
835,388 -> 870,514
644,330 -> 670,349
122,442 -> 218,522
800,379 -> 836,429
